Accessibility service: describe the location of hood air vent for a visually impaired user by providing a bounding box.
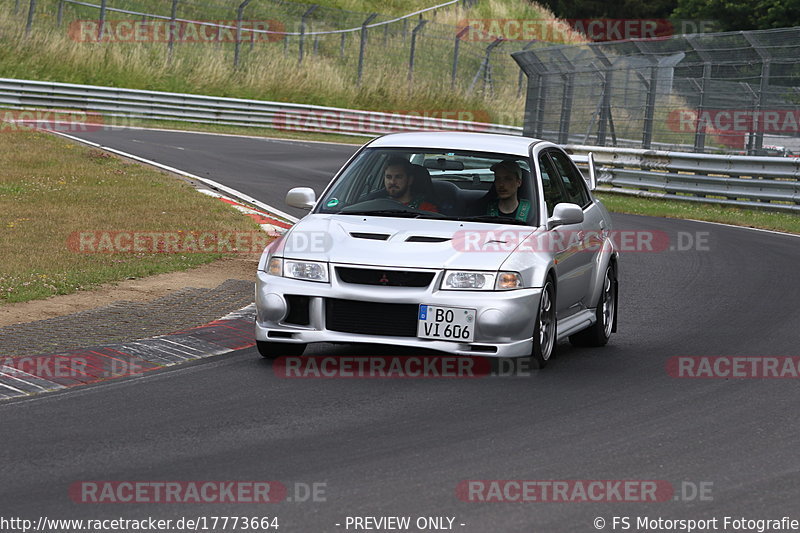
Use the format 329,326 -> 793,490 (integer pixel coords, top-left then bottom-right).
405,236 -> 451,243
350,232 -> 390,240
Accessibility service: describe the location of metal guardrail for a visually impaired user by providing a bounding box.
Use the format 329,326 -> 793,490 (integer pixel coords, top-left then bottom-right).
1,78 -> 798,212
0,77 -> 520,137
566,145 -> 800,212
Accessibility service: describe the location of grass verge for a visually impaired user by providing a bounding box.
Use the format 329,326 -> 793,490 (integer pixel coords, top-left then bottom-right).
596,192 -> 800,235
0,128 -> 265,304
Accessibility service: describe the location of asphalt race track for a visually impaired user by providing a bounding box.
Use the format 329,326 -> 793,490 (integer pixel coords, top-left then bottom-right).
2,128 -> 799,532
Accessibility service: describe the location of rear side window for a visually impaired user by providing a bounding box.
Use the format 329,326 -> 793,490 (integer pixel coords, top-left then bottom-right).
547,150 -> 591,208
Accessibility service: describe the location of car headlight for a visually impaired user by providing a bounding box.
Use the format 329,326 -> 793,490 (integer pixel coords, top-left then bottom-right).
267,257 -> 329,283
441,271 -> 495,290
441,271 -> 523,291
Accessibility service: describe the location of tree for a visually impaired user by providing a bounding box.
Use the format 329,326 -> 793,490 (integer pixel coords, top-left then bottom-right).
538,0 -> 678,20
672,0 -> 800,31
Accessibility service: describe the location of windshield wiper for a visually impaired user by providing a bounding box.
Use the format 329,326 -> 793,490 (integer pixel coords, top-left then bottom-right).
455,215 -> 532,226
341,209 -> 424,218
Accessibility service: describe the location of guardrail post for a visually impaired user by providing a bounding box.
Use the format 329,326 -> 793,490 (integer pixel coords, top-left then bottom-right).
357,13 -> 378,86
234,0 -> 253,69
25,0 -> 36,36
408,18 -> 427,82
299,5 -> 318,64
451,26 -> 469,89
168,0 -> 179,60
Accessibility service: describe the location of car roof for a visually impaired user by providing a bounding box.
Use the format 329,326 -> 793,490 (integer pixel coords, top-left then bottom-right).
368,132 -> 543,157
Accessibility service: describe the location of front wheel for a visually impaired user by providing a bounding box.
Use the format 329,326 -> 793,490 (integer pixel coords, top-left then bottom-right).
529,279 -> 556,369
257,340 -> 306,359
569,263 -> 617,347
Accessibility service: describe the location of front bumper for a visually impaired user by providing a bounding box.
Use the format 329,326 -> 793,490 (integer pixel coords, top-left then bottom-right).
255,267 -> 542,358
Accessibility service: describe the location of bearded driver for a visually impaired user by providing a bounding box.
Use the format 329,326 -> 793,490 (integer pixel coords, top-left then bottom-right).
486,159 -> 531,222
383,157 -> 439,213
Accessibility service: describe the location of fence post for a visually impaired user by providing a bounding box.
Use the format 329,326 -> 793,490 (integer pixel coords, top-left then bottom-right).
469,38 -> 502,96
234,0 -> 253,69
299,5 -> 318,64
513,51 -> 547,138
57,0 -> 64,27
452,26 -> 469,89
168,0 -> 179,60
408,18 -> 427,82
340,33 -> 346,59
691,62 -> 711,152
24,0 -> 36,35
642,65 -> 658,149
517,40 -> 538,97
357,13 -> 378,86
742,32 -> 772,155
97,0 -> 107,41
589,46 -> 613,146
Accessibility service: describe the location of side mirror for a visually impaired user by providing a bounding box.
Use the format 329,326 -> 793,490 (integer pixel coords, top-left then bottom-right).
547,203 -> 584,230
286,187 -> 316,210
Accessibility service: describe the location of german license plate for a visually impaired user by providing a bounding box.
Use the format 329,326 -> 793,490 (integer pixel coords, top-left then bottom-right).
417,305 -> 476,342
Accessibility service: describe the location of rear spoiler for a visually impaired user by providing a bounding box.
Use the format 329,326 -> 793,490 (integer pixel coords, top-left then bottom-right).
568,152 -> 597,191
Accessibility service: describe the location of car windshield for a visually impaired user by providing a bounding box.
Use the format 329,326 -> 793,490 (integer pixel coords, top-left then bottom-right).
315,147 -> 538,225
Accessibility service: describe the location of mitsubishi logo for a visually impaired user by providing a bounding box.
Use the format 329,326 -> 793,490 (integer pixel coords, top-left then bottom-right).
378,273 -> 390,285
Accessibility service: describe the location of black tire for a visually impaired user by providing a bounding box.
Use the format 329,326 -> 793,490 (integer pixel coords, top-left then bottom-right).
257,340 -> 306,359
529,279 -> 557,369
569,263 -> 617,347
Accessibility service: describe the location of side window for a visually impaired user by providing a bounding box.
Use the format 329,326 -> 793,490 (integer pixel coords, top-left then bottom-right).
537,154 -> 568,217
547,150 -> 591,208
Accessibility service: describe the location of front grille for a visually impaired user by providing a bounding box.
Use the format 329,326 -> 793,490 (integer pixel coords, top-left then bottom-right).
285,295 -> 310,326
336,267 -> 434,287
325,299 -> 418,337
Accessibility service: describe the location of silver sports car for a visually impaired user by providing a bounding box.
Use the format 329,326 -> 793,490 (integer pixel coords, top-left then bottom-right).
255,132 -> 618,368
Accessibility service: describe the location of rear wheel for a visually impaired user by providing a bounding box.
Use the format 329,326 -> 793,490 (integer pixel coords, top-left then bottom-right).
529,279 -> 556,369
257,340 -> 306,359
569,263 -> 616,347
